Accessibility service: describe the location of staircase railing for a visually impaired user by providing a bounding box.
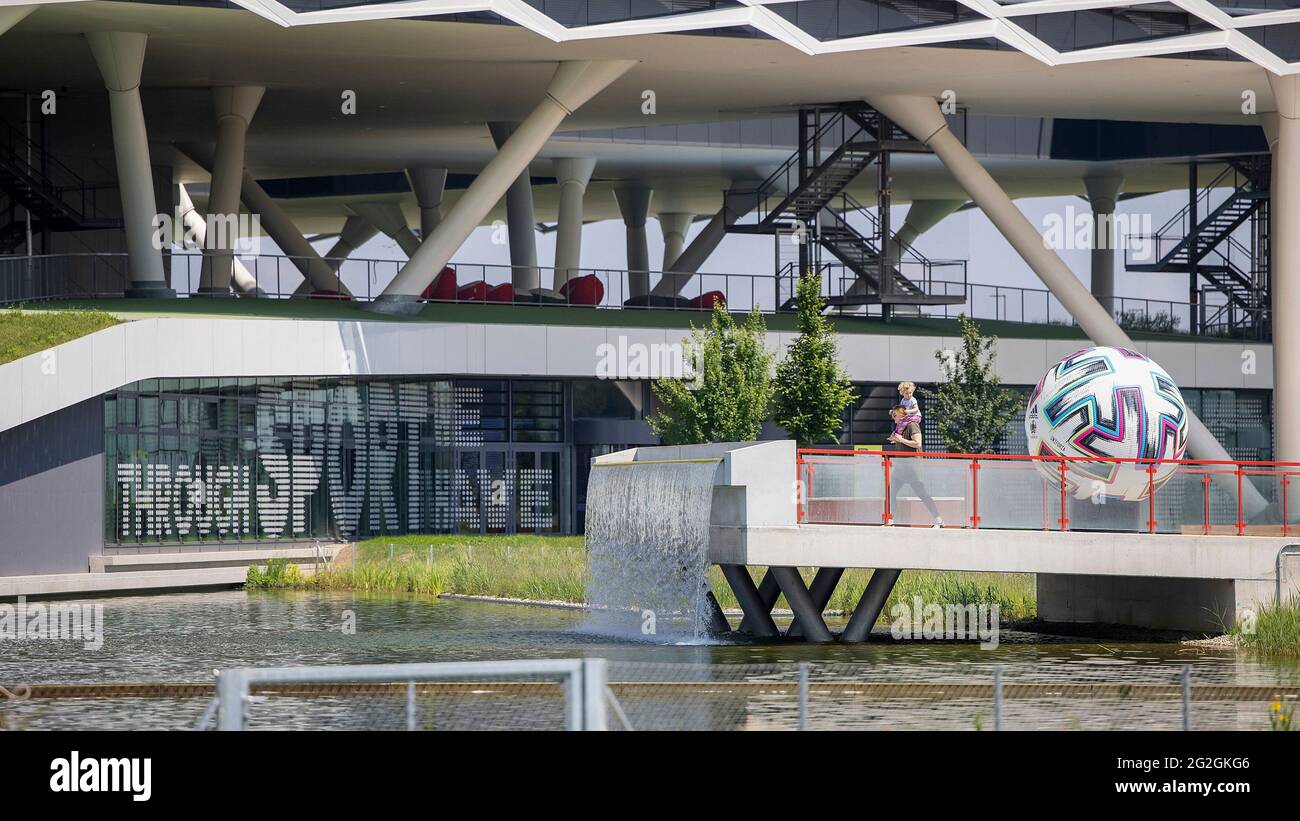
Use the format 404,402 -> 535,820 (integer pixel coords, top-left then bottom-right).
0,118 -> 113,225
738,109 -> 866,225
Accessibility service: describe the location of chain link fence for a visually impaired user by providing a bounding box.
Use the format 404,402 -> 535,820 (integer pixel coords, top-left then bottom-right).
3,662 -> 1297,731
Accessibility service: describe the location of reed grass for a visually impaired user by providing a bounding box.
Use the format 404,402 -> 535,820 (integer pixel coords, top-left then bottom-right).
1232,597 -> 1300,657
247,535 -> 1036,623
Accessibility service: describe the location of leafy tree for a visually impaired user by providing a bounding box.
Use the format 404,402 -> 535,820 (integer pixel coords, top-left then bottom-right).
925,314 -> 1021,453
648,304 -> 774,444
772,271 -> 856,447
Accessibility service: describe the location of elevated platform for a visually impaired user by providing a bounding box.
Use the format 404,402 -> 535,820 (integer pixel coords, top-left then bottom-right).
599,441 -> 1300,639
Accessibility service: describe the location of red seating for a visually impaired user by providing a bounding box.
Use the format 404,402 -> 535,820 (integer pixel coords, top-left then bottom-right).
486,283 -> 516,302
559,274 -> 604,306
309,289 -> 351,301
457,281 -> 489,302
420,266 -> 457,301
687,290 -> 726,310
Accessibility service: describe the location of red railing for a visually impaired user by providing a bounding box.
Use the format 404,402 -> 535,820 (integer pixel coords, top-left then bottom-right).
796,449 -> 1300,537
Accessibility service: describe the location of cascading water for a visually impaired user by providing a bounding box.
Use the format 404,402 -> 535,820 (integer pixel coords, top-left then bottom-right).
584,458 -> 721,640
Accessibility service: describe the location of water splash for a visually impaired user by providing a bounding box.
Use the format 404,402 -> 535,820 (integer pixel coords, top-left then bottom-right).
584,459 -> 720,640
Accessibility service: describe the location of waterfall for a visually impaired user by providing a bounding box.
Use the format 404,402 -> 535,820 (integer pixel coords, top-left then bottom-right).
584,458 -> 720,640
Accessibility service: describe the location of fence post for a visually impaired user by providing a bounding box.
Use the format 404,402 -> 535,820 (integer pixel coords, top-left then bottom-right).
883,456 -> 893,525
215,670 -> 247,731
1057,460 -> 1069,531
993,665 -> 1003,732
970,459 -> 980,529
1182,664 -> 1191,732
406,680 -> 416,732
1146,464 -> 1157,533
798,661 -> 809,731
582,658 -> 608,731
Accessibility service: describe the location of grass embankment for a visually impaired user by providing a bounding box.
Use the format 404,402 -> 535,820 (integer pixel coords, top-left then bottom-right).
1232,598 -> 1300,657
0,306 -> 121,364
247,534 -> 1037,623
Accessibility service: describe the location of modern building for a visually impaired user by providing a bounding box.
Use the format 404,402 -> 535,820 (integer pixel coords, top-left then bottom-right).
0,0 -> 1291,594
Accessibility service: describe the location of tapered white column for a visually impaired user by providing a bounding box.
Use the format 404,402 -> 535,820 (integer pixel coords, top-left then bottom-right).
350,201 -> 420,257
178,144 -> 345,296
176,183 -> 261,296
658,212 -> 694,271
615,186 -> 652,298
489,122 -> 541,293
1084,174 -> 1123,316
869,93 -> 1260,502
1267,74 -> 1300,464
406,167 -> 447,238
373,60 -> 636,314
651,187 -> 758,297
198,86 -> 264,295
86,32 -> 172,297
552,157 -> 596,288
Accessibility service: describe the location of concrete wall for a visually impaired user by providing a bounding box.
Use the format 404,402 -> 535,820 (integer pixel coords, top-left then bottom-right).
0,316 -> 1273,436
0,398 -> 104,576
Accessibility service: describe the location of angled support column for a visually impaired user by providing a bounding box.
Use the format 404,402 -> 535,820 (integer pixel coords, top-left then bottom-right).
350,201 -> 420,258
294,215 -> 378,296
372,59 -> 636,314
0,6 -> 35,37
658,212 -> 694,271
787,567 -> 844,639
1266,73 -> 1300,464
869,93 -> 1263,512
614,186 -> 653,298
176,183 -> 261,296
769,566 -> 834,643
1084,174 -> 1124,317
651,187 -> 758,297
406,167 -> 447,238
840,568 -> 901,643
552,157 -> 596,288
239,170 -> 344,296
489,122 -> 540,294
704,585 -> 731,635
197,85 -> 264,295
86,31 -> 173,297
721,564 -> 780,638
737,569 -> 781,635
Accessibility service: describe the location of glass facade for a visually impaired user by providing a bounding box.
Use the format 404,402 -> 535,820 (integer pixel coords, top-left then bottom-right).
101,374 -> 1274,544
105,376 -> 569,544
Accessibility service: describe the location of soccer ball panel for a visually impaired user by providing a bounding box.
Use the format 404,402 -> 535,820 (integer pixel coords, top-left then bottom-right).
1025,347 -> 1189,501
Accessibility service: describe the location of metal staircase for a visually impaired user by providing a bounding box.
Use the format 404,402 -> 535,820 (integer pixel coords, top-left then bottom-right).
0,117 -> 119,253
730,103 -> 965,311
1128,159 -> 1269,338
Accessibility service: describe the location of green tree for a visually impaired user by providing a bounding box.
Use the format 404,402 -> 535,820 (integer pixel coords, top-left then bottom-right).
648,304 -> 774,444
772,271 -> 856,447
926,314 -> 1021,453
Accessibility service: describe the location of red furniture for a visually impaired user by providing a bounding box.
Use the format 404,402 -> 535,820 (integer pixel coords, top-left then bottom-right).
687,290 -> 726,309
559,274 -> 604,306
420,266 -> 457,301
456,281 -> 489,301
487,283 -> 515,302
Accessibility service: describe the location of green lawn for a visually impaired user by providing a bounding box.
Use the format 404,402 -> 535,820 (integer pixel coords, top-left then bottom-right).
249,533 -> 1038,624
20,295 -> 1162,342
0,306 -> 121,365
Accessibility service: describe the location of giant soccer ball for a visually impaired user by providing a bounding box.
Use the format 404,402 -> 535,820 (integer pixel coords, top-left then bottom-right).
1025,346 -> 1189,501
